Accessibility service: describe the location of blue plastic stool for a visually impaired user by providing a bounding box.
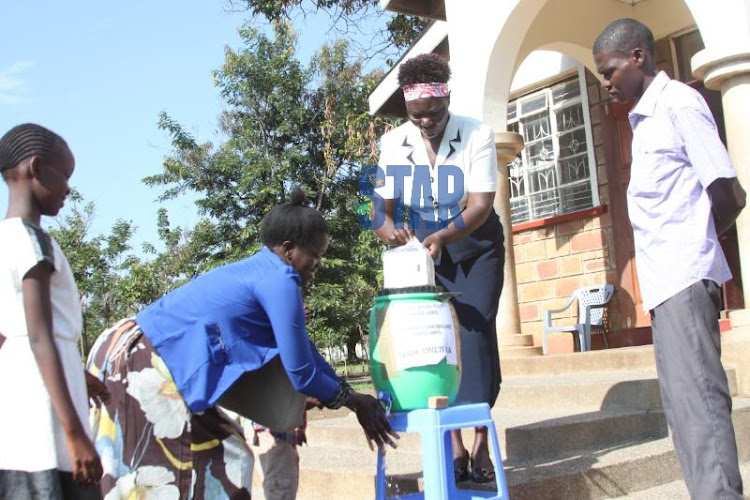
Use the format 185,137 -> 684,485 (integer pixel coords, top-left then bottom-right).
375,403 -> 509,500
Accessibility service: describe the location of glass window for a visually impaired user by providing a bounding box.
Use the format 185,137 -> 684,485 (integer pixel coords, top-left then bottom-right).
507,101 -> 517,121
506,73 -> 597,225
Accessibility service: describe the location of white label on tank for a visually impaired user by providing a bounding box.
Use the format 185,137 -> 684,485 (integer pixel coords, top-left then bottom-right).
388,301 -> 457,370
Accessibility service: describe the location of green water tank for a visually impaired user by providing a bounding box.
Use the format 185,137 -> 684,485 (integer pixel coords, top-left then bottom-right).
368,286 -> 461,411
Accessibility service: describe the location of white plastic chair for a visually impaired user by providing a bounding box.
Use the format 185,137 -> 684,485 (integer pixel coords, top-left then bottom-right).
542,284 -> 615,355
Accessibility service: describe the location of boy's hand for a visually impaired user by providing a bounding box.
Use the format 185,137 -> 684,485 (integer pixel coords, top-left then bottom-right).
65,432 -> 103,486
85,370 -> 110,406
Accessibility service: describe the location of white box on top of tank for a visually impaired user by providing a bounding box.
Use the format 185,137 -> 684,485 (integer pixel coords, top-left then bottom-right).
382,238 -> 436,289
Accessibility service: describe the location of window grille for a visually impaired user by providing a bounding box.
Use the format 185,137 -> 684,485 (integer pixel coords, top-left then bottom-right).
506,69 -> 598,225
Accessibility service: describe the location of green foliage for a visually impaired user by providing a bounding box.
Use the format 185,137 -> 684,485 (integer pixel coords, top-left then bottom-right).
237,0 -> 378,22
56,11 -> 404,359
386,14 -> 429,51
232,0 -> 426,64
147,21 -> 395,355
49,194 -> 207,353
146,22 -> 315,263
301,41 -> 394,354
48,194 -> 138,351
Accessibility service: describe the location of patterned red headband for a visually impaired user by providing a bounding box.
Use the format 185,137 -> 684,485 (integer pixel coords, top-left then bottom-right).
402,82 -> 450,102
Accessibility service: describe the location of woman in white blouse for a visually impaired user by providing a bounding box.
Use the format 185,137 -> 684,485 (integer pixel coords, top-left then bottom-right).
373,54 -> 504,484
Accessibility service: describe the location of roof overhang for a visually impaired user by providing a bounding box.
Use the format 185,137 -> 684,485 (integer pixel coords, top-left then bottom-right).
368,21 -> 449,117
380,0 -> 446,20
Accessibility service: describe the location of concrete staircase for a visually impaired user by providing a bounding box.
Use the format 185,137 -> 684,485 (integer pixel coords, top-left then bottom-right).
499,333 -> 541,358
292,327 -> 750,499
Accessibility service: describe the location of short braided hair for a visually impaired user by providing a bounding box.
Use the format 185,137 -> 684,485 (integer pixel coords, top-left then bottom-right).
0,123 -> 67,174
593,18 -> 654,57
398,53 -> 451,87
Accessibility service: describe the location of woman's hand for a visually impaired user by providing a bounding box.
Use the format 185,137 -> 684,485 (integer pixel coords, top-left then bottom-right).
422,232 -> 445,259
373,198 -> 415,247
65,431 -> 103,487
345,392 -> 399,452
305,396 -> 324,410
387,227 -> 414,247
85,370 -> 110,407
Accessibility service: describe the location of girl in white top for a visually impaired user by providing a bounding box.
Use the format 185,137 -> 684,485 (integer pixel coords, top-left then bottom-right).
0,124 -> 105,499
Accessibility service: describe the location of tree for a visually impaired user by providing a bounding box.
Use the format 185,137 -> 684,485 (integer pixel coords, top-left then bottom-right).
49,194 -> 202,353
146,21 -> 313,264
303,40 -> 391,360
48,192 -> 138,351
228,0 -> 428,63
148,21 -> 396,359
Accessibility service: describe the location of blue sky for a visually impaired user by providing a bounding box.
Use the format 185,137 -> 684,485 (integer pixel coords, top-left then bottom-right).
1,1 -> 374,251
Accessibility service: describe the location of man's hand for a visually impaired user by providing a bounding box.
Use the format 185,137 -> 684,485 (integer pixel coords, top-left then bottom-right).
708,177 -> 746,236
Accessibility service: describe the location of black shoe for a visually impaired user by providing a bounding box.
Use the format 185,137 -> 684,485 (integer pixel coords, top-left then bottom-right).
453,451 -> 470,483
470,462 -> 495,484
471,459 -> 495,484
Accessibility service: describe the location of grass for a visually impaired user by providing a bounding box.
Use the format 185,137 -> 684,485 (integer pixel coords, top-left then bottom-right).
329,359 -> 374,392
349,379 -> 374,392
332,359 -> 370,377
324,358 -> 376,393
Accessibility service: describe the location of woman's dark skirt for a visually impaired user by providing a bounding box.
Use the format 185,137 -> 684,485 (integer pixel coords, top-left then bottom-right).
435,217 -> 504,407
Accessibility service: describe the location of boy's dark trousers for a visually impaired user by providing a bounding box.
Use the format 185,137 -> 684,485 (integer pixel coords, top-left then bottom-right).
651,279 -> 743,499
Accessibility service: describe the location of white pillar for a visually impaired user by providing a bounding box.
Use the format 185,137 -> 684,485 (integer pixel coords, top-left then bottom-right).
494,132 -> 525,337
694,48 -> 750,325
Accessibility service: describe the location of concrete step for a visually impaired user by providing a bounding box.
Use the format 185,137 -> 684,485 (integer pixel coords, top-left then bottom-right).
501,345 -> 657,377
499,333 -> 535,347
499,328 -> 750,379
499,345 -> 543,358
503,408 -> 670,463
306,406 -> 670,463
305,412 -> 421,452
307,370 -> 741,459
722,328 -> 750,396
610,461 -> 750,499
500,370 -> 662,411
293,332 -> 750,499
499,368 -> 738,411
297,447 -> 420,500
308,396 -> 749,465
297,399 -> 750,500
506,435 -> 682,500
509,399 -> 750,500
728,310 -> 750,328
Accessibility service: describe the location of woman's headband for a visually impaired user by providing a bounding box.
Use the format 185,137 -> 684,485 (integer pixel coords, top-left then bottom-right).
402,82 -> 450,102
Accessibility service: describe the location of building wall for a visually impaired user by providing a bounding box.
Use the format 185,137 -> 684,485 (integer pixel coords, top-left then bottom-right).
376,0 -> 750,340
510,31 -> 714,345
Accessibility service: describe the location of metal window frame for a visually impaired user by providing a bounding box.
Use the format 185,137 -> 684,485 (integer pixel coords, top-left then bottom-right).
506,65 -> 599,225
